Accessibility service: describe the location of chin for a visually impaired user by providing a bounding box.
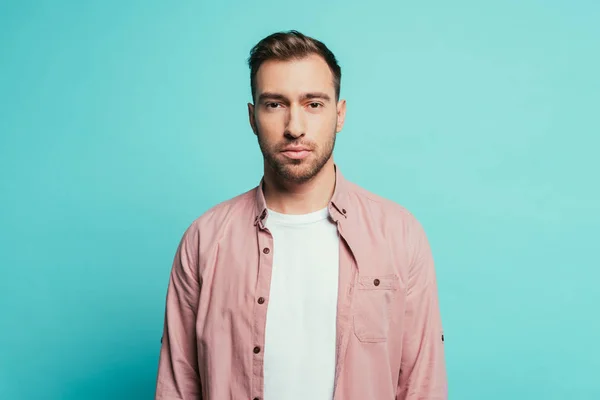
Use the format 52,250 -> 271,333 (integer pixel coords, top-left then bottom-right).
279,163 -> 320,183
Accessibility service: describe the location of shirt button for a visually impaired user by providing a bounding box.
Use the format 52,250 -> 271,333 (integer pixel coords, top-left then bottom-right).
373,278 -> 380,286
253,398 -> 260,400
263,247 -> 270,254
342,208 -> 347,214
253,346 -> 261,354
257,297 -> 265,304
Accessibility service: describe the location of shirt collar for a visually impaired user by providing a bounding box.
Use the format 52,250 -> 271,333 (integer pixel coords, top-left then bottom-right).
254,163 -> 349,228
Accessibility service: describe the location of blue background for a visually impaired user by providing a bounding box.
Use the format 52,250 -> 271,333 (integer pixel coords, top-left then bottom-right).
1,1 -> 599,399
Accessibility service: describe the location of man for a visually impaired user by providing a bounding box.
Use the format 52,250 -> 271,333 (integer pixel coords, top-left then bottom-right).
155,30 -> 447,400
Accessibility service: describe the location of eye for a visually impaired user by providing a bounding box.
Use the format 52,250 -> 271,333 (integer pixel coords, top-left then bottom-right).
265,102 -> 281,109
308,102 -> 323,109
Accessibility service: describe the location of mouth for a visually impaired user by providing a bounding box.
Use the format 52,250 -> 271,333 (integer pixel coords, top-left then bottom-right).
280,147 -> 312,160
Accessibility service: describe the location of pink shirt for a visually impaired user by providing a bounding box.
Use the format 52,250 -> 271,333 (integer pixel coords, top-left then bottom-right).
155,164 -> 448,400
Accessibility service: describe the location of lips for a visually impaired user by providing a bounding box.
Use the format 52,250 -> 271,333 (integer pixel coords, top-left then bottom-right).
281,146 -> 311,152
280,146 -> 312,160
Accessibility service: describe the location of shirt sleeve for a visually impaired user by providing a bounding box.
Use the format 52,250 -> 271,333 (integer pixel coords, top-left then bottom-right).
155,224 -> 202,400
396,216 -> 448,400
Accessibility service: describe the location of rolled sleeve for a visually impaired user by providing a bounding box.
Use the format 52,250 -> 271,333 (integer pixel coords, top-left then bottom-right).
397,217 -> 448,400
155,225 -> 202,400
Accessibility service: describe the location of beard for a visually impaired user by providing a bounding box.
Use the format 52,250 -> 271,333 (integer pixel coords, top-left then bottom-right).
257,129 -> 337,184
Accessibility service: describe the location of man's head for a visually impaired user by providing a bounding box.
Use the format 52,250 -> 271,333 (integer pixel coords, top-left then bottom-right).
247,30 -> 346,184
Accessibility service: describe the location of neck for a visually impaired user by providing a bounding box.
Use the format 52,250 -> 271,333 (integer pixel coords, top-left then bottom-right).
262,159 -> 336,215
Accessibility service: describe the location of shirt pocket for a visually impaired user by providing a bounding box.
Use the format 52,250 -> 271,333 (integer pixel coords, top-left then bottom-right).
353,274 -> 402,343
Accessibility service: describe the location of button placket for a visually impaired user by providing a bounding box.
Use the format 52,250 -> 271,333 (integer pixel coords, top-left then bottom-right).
252,227 -> 274,400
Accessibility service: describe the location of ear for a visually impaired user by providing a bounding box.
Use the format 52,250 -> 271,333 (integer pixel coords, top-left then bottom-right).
335,99 -> 347,133
248,102 -> 258,136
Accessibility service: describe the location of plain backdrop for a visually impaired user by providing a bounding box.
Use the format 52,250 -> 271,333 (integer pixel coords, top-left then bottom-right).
1,1 -> 599,399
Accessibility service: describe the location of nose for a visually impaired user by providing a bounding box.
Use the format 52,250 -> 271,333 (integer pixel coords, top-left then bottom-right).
284,104 -> 305,139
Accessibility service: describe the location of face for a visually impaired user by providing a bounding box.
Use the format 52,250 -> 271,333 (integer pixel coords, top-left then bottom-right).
248,54 -> 346,184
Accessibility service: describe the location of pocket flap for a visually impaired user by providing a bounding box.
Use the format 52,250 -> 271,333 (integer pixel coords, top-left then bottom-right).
357,274 -> 401,290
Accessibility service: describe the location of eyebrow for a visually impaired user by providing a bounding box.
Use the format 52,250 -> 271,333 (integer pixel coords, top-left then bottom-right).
257,91 -> 332,103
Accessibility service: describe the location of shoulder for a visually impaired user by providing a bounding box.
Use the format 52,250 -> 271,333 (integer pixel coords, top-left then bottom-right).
181,186 -> 256,242
346,180 -> 433,275
345,179 -> 422,230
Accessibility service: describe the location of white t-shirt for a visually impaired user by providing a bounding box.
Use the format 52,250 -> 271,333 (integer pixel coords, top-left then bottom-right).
263,206 -> 340,400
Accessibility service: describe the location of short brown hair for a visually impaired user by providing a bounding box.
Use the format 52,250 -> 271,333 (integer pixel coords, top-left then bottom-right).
247,30 -> 342,103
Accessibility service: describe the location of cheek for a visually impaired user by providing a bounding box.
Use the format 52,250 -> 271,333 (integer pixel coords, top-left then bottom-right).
256,122 -> 281,150
256,112 -> 283,133
308,113 -> 337,135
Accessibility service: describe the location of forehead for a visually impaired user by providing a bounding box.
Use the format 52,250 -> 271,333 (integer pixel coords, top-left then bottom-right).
255,54 -> 335,97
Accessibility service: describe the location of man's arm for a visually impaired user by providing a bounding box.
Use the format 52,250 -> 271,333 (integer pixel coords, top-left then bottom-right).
397,216 -> 448,399
155,225 -> 202,400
